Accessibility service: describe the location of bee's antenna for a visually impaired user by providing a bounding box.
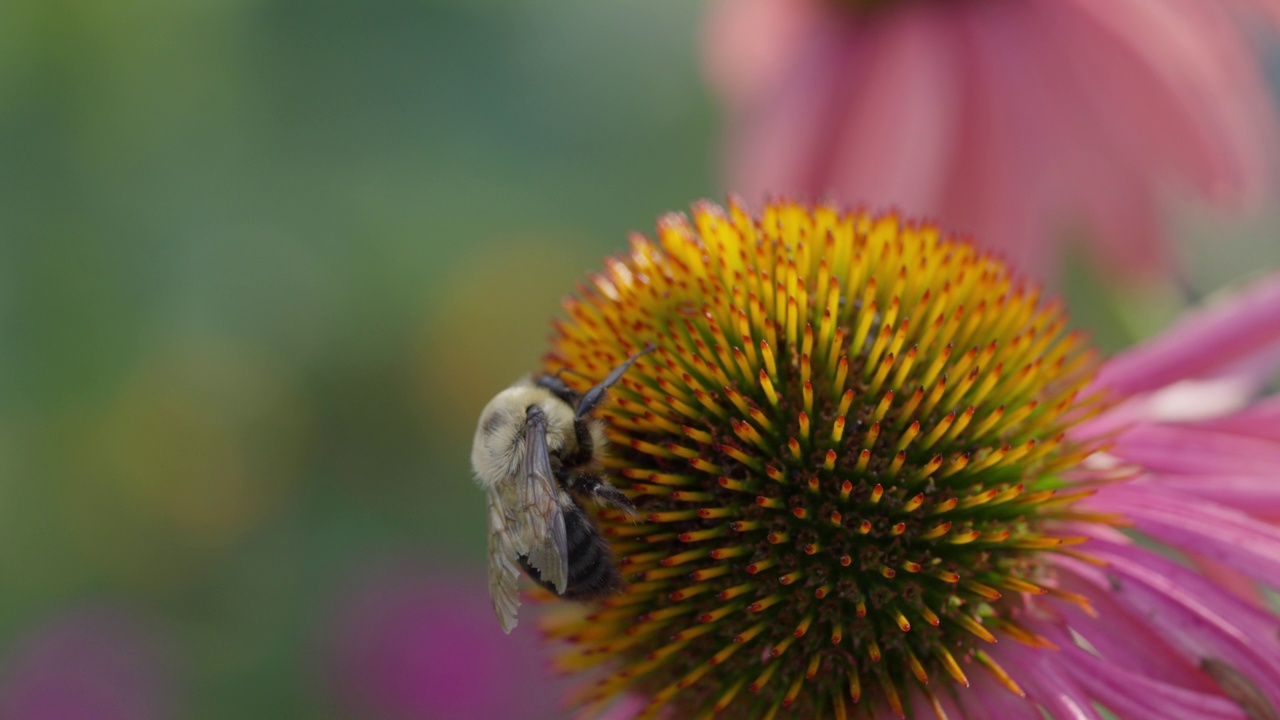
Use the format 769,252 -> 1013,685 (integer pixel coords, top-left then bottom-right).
575,344 -> 656,419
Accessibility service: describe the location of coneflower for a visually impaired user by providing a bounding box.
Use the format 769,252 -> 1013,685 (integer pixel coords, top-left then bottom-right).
533,200 -> 1280,720
704,0 -> 1280,281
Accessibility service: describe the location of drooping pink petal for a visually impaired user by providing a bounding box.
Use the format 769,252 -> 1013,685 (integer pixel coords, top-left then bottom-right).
1094,273 -> 1280,395
1041,0 -> 1277,204
1080,540 -> 1280,707
1034,622 -> 1248,720
1131,475 -> 1280,518
987,642 -> 1103,720
1051,558 -> 1223,695
952,668 -> 1044,720
701,0 -> 824,111
1108,423 -> 1280,476
705,0 -> 1280,281
720,18 -> 868,206
915,686 -> 966,720
1021,0 -> 1177,273
1184,547 -> 1271,610
1190,394 -> 1280,441
1088,485 -> 1280,587
898,685 -> 987,720
823,5 -> 961,230
937,2 -> 1050,277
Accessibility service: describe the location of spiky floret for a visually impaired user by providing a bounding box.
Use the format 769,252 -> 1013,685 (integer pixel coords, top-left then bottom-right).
540,200 -> 1110,719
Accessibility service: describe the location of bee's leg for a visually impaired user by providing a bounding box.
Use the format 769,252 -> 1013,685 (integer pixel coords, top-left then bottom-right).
572,473 -> 638,519
557,417 -> 597,471
575,344 -> 655,420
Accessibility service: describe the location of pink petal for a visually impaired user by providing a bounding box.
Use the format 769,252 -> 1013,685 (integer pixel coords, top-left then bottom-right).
1090,539 -> 1280,648
1021,0 -> 1178,272
1081,376 -> 1265,435
1052,558 -> 1225,694
953,668 -> 1044,720
1184,547 -> 1271,609
1044,0 -> 1277,204
701,0 -> 824,110
1136,471 -> 1280,515
1133,475 -> 1280,519
825,5 -> 961,223
1109,423 -> 1280,476
916,686 -> 966,720
987,642 -> 1103,720
709,0 -> 1280,283
1034,623 -> 1247,720
719,19 -> 869,205
937,3 -> 1051,279
1082,540 -> 1280,706
1191,394 -> 1280,441
1089,485 -> 1280,587
1094,273 -> 1280,396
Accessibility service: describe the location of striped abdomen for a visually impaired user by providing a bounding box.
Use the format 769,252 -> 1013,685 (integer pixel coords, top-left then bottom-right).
520,502 -> 622,600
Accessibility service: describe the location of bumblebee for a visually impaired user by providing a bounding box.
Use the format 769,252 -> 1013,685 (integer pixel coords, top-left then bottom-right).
471,347 -> 652,632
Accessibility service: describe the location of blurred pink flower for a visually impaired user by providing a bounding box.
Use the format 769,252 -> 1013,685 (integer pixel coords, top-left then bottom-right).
0,607 -> 174,720
324,563 -> 571,720
704,0 -> 1280,280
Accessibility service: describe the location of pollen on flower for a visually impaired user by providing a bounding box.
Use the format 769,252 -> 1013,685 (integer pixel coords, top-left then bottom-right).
542,200 -> 1109,719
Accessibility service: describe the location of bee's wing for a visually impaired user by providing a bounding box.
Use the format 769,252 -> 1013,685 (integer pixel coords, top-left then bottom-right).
485,487 -> 522,634
517,407 -> 569,595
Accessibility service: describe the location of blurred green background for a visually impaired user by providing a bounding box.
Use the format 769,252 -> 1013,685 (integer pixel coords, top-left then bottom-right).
0,1 -> 1276,718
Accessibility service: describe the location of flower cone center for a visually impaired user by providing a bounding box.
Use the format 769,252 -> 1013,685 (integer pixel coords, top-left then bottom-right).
541,201 -> 1104,719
